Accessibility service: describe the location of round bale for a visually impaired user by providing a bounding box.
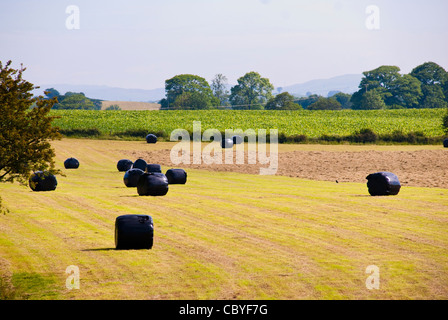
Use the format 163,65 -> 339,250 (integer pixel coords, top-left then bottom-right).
165,168 -> 187,184
123,168 -> 145,187
232,135 -> 243,144
137,172 -> 169,196
443,138 -> 448,148
29,171 -> 57,192
366,171 -> 401,196
117,159 -> 133,172
115,214 -> 154,250
146,163 -> 162,173
146,134 -> 157,144
132,158 -> 147,171
221,138 -> 234,148
64,157 -> 79,169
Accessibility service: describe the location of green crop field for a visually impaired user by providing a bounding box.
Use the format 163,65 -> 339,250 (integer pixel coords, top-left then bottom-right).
50,108 -> 447,141
1,139 -> 447,300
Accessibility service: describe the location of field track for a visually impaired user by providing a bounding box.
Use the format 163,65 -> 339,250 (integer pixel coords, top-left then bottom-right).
1,139 -> 447,300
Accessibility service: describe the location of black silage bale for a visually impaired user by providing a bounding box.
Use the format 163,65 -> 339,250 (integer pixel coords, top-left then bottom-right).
366,171 -> 401,196
146,134 -> 157,144
117,159 -> 133,172
132,158 -> 147,171
146,164 -> 162,173
29,171 -> 58,192
165,169 -> 187,184
221,138 -> 234,148
115,214 -> 154,250
137,172 -> 169,196
123,168 -> 145,187
64,157 -> 79,169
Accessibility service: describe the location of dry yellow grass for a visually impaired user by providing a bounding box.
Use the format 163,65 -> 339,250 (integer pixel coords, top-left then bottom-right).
101,101 -> 161,110
0,139 -> 447,300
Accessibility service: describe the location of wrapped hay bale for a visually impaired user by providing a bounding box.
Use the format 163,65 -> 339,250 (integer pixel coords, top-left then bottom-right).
132,158 -> 147,171
146,163 -> 162,173
137,172 -> 169,196
117,159 -> 133,172
443,138 -> 448,148
123,168 -> 145,187
115,214 -> 154,250
165,168 -> 187,184
146,134 -> 157,144
29,171 -> 57,192
64,157 -> 79,169
221,138 -> 234,148
366,171 -> 401,196
232,135 -> 243,144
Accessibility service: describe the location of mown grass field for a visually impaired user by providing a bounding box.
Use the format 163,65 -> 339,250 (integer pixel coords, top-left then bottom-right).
51,108 -> 447,140
1,139 -> 447,300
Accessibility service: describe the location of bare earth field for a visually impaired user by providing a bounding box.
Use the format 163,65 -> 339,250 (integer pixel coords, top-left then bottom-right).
101,101 -> 161,110
131,143 -> 448,189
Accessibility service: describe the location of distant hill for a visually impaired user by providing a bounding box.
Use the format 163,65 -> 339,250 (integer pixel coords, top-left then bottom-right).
281,74 -> 362,97
33,74 -> 363,103
33,84 -> 165,102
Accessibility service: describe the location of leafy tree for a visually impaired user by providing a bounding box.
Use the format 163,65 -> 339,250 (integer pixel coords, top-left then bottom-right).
0,61 -> 61,211
332,92 -> 353,109
411,62 -> 448,108
443,108 -> 448,135
105,104 -> 121,110
44,88 -> 60,99
388,74 -> 422,108
53,92 -> 95,110
265,92 -> 302,110
411,62 -> 448,86
354,89 -> 386,110
161,74 -> 218,109
211,74 -> 230,106
351,65 -> 401,109
229,71 -> 274,109
307,97 -> 342,110
172,91 -> 211,110
295,94 -> 320,109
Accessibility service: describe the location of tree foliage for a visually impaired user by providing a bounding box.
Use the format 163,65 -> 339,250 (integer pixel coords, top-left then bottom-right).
229,71 -> 274,109
307,97 -> 342,110
161,74 -> 218,109
46,89 -> 100,110
351,62 -> 447,110
211,74 -> 230,107
0,60 -> 61,192
265,92 -> 302,110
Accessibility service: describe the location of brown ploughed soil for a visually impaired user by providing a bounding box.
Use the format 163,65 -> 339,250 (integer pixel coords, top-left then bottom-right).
130,144 -> 448,189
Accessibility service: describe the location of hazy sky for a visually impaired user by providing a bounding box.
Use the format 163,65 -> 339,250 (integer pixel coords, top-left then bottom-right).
1,0 -> 447,90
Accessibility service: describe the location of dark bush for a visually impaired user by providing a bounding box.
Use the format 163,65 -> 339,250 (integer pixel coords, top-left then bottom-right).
64,157 -> 79,169
137,172 -> 169,196
117,159 -> 133,172
132,159 -> 147,171
146,134 -> 157,144
115,214 -> 154,250
146,164 -> 162,173
366,171 -> 401,196
59,128 -> 101,137
165,168 -> 187,184
123,168 -> 145,187
29,171 -> 57,192
351,128 -> 378,143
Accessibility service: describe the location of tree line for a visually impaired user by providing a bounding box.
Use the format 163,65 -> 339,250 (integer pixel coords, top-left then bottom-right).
160,61 -> 448,110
